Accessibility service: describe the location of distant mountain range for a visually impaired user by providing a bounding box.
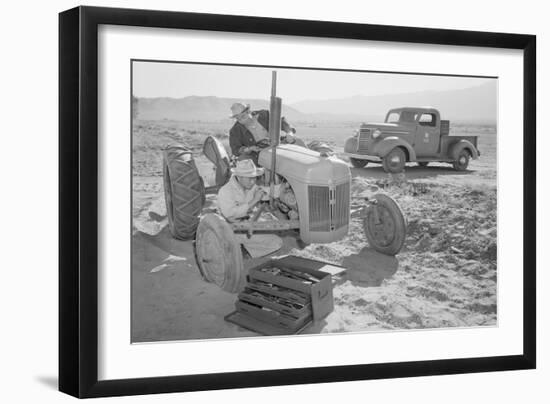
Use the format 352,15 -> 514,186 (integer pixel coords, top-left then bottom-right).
290,82 -> 497,123
135,96 -> 308,122
135,82 -> 497,124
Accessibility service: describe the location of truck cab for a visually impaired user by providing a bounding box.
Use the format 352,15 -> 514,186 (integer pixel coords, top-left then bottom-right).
385,108 -> 444,156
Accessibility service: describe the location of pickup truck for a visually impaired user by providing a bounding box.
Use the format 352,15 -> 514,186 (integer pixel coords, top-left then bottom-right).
344,107 -> 480,173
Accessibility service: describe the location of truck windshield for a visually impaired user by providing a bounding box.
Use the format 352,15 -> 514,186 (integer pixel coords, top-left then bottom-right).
386,111 -> 416,123
386,112 -> 400,123
400,111 -> 416,122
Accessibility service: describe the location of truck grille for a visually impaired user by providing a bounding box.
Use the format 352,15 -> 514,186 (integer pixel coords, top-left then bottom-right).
308,182 -> 350,232
357,129 -> 371,153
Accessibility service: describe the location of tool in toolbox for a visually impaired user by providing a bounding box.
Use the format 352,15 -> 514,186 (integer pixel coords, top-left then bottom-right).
225,255 -> 342,335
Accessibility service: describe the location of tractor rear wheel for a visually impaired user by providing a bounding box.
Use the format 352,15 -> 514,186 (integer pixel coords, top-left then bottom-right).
163,145 -> 205,240
453,149 -> 470,171
363,194 -> 407,256
350,158 -> 368,168
382,148 -> 406,173
195,213 -> 244,293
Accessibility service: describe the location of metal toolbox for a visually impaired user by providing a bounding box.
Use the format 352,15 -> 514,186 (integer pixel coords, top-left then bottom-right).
246,278 -> 309,306
225,255 -> 336,335
248,256 -> 334,321
235,300 -> 312,331
238,286 -> 312,318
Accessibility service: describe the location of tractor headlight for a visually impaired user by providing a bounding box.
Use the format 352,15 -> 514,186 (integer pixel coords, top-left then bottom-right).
372,129 -> 382,139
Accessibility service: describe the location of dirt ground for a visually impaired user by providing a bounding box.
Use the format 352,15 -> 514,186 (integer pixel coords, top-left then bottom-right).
131,120 -> 497,342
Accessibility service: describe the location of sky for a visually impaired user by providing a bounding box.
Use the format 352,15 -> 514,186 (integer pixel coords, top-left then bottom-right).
132,61 -> 495,104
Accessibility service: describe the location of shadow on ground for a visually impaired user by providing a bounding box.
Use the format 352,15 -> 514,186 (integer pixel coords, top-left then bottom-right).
342,247 -> 399,287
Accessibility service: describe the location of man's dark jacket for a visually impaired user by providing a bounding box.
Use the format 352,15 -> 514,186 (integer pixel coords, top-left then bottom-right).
229,110 -> 294,159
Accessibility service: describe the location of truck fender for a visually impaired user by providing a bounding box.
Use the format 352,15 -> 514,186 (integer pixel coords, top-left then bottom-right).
373,137 -> 417,161
344,136 -> 358,154
449,140 -> 479,160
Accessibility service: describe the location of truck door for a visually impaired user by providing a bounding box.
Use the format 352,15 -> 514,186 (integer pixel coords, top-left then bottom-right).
414,113 -> 440,156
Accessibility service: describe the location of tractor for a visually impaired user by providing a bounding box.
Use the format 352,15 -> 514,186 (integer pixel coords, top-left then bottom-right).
163,72 -> 407,293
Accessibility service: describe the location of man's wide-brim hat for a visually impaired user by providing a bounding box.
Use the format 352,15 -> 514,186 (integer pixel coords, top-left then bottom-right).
231,159 -> 264,177
229,102 -> 250,119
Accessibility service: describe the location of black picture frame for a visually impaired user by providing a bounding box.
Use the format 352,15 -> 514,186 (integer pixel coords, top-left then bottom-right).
59,5 -> 536,398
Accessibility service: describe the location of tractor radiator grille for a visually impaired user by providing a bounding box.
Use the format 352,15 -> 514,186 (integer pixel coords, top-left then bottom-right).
357,129 -> 371,152
333,182 -> 350,230
308,182 -> 350,232
308,186 -> 330,231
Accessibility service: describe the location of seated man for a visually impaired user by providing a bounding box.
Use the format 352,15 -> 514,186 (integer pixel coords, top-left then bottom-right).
217,159 -> 283,258
228,102 -> 299,163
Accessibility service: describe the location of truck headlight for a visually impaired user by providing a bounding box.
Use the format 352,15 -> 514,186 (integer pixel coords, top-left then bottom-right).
372,129 -> 381,138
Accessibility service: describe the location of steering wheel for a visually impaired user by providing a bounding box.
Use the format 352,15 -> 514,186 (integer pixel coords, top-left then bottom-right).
256,135 -> 296,148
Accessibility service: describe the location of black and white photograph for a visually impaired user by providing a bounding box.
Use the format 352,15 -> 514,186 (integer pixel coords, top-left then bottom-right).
131,61 -> 497,342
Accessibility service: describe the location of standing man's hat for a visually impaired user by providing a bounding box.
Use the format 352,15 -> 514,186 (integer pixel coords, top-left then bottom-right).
229,102 -> 250,119
231,159 -> 264,177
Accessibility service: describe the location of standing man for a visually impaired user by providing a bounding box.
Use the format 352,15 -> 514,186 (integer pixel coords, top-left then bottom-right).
217,159 -> 283,258
228,102 -> 299,163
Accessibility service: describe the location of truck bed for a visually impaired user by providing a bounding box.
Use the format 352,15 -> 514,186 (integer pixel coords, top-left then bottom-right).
440,135 -> 478,154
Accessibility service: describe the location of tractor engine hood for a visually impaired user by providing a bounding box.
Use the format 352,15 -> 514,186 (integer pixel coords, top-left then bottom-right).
258,144 -> 350,184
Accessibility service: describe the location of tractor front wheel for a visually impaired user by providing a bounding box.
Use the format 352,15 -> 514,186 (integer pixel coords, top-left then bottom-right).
363,194 -> 407,256
382,148 -> 406,173
195,213 -> 244,293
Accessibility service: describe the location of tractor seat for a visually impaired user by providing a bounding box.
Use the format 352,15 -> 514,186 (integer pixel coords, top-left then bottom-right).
203,136 -> 231,188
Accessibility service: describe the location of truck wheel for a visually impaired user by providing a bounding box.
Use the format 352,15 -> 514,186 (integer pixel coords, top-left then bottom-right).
453,149 -> 470,171
417,162 -> 429,167
382,148 -> 406,173
195,213 -> 244,293
350,158 -> 368,168
363,194 -> 407,256
163,145 -> 206,240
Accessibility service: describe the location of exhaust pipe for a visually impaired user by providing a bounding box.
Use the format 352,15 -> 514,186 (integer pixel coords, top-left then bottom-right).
268,71 -> 282,204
